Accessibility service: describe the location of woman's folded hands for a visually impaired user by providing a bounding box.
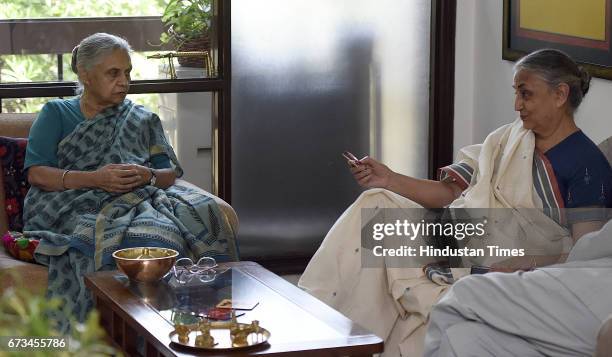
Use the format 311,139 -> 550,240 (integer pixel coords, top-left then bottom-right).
94,163 -> 152,193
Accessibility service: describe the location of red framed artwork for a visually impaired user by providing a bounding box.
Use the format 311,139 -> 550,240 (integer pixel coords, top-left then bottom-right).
503,0 -> 612,80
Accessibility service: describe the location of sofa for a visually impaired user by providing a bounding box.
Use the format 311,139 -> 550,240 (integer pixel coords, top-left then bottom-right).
0,113 -> 238,295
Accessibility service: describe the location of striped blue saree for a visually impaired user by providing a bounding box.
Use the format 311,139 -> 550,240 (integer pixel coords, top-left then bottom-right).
23,99 -> 238,331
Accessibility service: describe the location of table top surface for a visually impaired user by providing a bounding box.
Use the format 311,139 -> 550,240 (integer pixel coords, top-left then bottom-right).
84,261 -> 384,356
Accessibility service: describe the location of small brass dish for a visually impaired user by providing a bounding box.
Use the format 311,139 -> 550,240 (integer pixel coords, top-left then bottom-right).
113,247 -> 179,283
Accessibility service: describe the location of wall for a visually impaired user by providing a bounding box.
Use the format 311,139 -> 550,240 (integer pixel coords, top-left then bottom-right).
455,0 -> 612,155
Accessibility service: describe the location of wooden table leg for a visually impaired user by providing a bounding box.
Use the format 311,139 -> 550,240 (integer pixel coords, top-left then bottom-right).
94,296 -> 128,355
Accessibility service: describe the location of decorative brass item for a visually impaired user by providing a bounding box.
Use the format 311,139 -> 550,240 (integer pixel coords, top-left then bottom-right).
175,324 -> 191,344
169,314 -> 270,350
112,247 -> 179,283
230,315 -> 262,347
195,320 -> 216,348
147,51 -> 214,79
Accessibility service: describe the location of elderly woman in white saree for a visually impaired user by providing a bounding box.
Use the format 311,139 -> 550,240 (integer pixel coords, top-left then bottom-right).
299,49 -> 612,356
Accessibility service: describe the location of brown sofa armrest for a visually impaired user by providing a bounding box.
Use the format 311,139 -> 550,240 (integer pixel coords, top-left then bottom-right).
174,179 -> 239,234
0,114 -> 35,138
0,249 -> 48,295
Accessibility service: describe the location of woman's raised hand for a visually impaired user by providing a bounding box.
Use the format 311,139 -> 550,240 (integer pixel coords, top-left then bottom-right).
94,164 -> 144,193
348,157 -> 394,189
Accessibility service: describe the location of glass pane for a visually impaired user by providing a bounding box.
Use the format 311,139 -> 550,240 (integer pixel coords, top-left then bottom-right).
231,0 -> 431,259
0,54 -> 59,82
1,0 -> 167,18
0,0 -> 218,82
1,97 -> 53,113
123,267 -> 344,344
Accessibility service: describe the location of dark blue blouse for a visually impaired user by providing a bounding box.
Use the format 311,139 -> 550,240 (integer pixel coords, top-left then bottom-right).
545,130 -> 612,212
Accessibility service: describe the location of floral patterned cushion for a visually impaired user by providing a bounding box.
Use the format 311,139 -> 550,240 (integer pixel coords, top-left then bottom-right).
0,136 -> 30,232
2,231 -> 38,263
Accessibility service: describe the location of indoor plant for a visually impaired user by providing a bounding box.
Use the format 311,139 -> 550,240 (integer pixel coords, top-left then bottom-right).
0,271 -> 119,356
159,0 -> 213,67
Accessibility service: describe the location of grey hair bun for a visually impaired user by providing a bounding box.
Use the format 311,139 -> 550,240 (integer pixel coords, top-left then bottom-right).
71,46 -> 79,74
70,33 -> 131,95
579,66 -> 591,96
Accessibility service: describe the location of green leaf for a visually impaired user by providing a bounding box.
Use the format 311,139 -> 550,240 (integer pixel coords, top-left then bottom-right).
160,32 -> 170,44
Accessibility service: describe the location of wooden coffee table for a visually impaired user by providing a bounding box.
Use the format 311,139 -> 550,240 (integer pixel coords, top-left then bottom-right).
84,261 -> 383,356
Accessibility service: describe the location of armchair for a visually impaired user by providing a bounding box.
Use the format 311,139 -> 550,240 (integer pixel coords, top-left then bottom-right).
0,113 -> 238,295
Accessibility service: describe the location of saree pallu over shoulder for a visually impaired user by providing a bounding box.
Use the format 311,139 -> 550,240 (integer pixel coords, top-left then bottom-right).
448,119 -> 539,209
22,99 -> 237,330
445,119 -> 569,265
55,99 -> 183,175
440,119 -> 567,226
532,150 -> 566,225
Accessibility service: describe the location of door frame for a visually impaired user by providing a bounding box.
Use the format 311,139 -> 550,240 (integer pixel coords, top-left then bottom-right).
429,0 -> 456,179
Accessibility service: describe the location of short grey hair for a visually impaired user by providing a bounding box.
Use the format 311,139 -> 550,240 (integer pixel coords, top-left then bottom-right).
514,48 -> 591,112
71,33 -> 132,94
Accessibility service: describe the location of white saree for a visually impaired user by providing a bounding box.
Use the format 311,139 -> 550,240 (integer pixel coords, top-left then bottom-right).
424,220 -> 612,357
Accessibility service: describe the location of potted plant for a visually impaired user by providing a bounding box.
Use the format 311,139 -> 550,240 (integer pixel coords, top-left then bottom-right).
0,271 -> 119,356
159,0 -> 213,67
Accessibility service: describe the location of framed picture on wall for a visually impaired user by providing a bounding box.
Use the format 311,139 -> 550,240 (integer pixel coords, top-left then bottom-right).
503,0 -> 612,80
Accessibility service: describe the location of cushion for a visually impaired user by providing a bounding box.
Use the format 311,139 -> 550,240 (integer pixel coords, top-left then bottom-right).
2,231 -> 38,263
0,136 -> 30,232
0,161 -> 6,236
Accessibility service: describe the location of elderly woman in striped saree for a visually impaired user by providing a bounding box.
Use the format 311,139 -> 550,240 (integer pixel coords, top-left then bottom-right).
23,33 -> 238,332
299,49 -> 612,356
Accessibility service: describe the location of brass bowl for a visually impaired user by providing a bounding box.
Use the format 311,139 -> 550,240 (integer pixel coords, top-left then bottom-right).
113,247 -> 179,283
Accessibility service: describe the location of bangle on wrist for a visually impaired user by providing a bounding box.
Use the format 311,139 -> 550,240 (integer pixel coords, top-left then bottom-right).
61,170 -> 71,190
